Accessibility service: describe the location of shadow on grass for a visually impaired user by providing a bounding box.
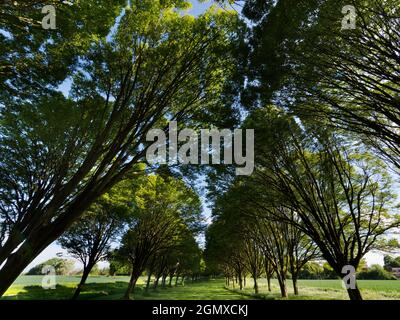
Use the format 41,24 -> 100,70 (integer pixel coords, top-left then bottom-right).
2,282 -> 129,300
2,279 -> 260,300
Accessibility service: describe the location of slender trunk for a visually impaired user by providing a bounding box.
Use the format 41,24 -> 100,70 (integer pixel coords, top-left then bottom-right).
292,277 -> 299,295
168,274 -> 173,287
267,275 -> 271,292
347,286 -> 363,300
175,274 -> 179,286
153,274 -> 161,289
243,276 -> 246,287
124,271 -> 139,300
253,276 -> 258,294
72,266 -> 92,300
0,237 -> 45,296
161,274 -> 167,287
145,272 -> 152,291
277,274 -> 287,298
238,273 -> 243,290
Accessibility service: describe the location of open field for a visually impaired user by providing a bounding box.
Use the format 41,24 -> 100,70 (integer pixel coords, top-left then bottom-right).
2,276 -> 399,300
227,279 -> 400,300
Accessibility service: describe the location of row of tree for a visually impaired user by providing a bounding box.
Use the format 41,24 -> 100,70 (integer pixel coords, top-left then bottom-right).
57,172 -> 203,299
205,0 -> 400,301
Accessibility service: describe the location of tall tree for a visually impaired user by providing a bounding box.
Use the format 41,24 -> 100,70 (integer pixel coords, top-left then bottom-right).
247,107 -> 400,300
115,174 -> 202,299
236,0 -> 400,170
0,0 -> 126,100
58,180 -> 132,299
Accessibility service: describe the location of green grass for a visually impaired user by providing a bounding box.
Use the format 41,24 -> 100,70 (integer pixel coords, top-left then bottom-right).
227,278 -> 400,300
2,276 -> 252,300
2,276 -> 399,300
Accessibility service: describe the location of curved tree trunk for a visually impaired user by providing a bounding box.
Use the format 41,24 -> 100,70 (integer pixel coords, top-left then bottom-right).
72,266 -> 92,300
145,272 -> 152,291
347,287 -> 363,300
124,272 -> 139,300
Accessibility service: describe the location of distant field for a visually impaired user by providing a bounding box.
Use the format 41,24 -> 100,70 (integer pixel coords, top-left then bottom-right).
229,278 -> 400,300
2,276 -> 400,300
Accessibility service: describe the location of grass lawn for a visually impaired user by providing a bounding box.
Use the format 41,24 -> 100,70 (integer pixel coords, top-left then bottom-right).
2,276 -> 399,300
227,278 -> 400,300
2,276 -> 252,300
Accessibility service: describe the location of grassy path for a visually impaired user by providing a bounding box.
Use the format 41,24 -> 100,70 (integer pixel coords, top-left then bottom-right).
2,276 -> 400,300
2,277 -> 253,300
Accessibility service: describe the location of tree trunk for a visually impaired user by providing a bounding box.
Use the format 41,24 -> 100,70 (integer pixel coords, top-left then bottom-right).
267,276 -> 271,292
145,272 -> 152,291
124,272 -> 139,300
253,276 -> 258,294
238,273 -> 243,290
0,187 -> 103,296
347,286 -> 363,300
277,275 -> 287,298
175,274 -> 179,286
153,274 -> 161,289
0,237 -> 44,296
72,266 -> 92,300
292,277 -> 299,295
168,274 -> 173,287
243,276 -> 246,287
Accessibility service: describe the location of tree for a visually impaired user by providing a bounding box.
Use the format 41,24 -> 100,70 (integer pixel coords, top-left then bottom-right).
114,174 -> 202,299
0,1 -> 239,295
237,0 -> 400,170
58,180 -> 132,299
384,255 -> 400,270
246,107 -> 400,300
358,265 -> 396,280
0,0 -> 126,100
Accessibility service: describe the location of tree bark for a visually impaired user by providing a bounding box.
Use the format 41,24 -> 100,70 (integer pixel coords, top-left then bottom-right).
72,265 -> 92,300
277,275 -> 287,298
347,286 -> 363,300
145,272 -> 152,291
253,276 -> 258,294
124,271 -> 139,300
153,274 -> 161,289
292,277 -> 299,295
267,276 -> 271,292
